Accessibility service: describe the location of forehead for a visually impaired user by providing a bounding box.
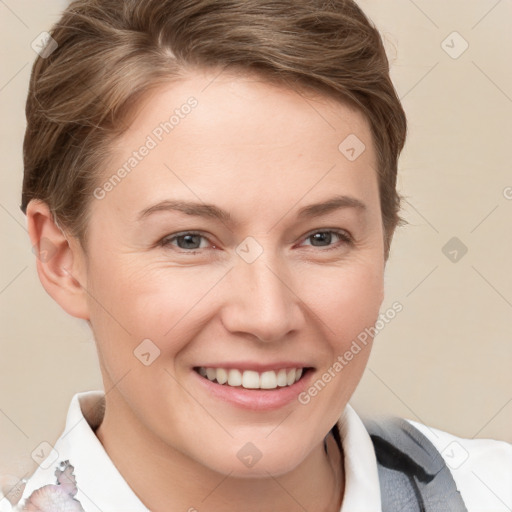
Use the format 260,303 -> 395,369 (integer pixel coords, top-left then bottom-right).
95,69 -> 379,226
123,68 -> 374,148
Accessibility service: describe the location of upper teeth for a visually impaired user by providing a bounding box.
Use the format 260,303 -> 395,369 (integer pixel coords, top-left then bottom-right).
198,367 -> 303,390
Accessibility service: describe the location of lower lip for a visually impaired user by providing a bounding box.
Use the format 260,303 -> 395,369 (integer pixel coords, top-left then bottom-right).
192,369 -> 314,411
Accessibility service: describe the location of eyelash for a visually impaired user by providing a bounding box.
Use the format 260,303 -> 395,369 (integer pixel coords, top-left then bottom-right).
158,229 -> 354,254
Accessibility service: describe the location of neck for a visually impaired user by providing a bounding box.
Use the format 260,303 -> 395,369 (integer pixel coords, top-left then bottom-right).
94,394 -> 344,512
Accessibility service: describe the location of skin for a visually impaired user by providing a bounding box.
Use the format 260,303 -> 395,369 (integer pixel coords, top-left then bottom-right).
27,68 -> 387,511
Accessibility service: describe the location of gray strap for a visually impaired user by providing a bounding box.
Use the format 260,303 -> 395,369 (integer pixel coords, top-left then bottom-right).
362,417 -> 468,512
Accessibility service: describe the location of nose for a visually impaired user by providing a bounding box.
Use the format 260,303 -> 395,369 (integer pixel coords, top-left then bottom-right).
220,251 -> 305,343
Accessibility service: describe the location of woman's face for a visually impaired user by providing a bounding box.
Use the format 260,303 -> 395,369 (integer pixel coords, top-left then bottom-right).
82,69 -> 386,476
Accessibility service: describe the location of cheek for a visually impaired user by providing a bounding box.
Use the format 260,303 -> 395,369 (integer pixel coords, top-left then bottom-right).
85,256 -> 225,355
282,261 -> 384,443
86,242 -> 383,374
302,261 -> 383,389
305,260 -> 384,341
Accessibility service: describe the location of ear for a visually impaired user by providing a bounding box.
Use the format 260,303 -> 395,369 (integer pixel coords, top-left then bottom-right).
26,200 -> 90,320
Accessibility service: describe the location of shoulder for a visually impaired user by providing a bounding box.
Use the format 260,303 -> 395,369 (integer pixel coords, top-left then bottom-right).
0,487 -> 18,512
1,472 -> 30,511
407,419 -> 512,511
1,390 -> 106,512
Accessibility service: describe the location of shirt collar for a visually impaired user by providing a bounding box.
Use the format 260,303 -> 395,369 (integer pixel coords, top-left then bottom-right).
18,390 -> 381,512
337,404 -> 382,511
19,390 -> 149,511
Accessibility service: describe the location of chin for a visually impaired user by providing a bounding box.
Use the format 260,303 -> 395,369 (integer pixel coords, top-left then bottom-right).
192,438 -> 312,479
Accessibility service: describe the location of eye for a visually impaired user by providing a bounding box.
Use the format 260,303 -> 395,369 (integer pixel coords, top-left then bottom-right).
300,229 -> 353,250
158,229 -> 353,254
159,231 -> 214,252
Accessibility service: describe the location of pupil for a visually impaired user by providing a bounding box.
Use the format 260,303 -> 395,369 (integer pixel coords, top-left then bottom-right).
180,234 -> 200,249
311,232 -> 331,246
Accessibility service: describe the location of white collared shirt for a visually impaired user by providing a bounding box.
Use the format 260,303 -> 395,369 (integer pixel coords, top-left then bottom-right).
1,390 -> 511,511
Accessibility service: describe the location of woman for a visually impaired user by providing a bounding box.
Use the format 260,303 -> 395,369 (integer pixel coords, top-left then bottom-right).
4,0 -> 511,510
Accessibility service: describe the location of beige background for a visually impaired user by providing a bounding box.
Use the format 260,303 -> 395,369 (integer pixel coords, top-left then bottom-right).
1,0 -> 511,486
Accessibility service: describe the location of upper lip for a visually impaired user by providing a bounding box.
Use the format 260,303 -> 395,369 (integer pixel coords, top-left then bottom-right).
194,362 -> 313,372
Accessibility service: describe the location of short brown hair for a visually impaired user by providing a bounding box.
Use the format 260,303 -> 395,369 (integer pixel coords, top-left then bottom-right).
21,0 -> 407,258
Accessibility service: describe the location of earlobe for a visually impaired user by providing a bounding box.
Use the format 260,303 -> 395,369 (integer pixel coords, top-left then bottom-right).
26,200 -> 90,320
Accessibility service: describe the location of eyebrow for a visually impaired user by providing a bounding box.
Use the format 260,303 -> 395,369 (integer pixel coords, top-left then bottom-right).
137,194 -> 366,225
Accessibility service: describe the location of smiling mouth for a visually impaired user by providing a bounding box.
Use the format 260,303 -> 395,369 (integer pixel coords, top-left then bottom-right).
194,367 -> 312,390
